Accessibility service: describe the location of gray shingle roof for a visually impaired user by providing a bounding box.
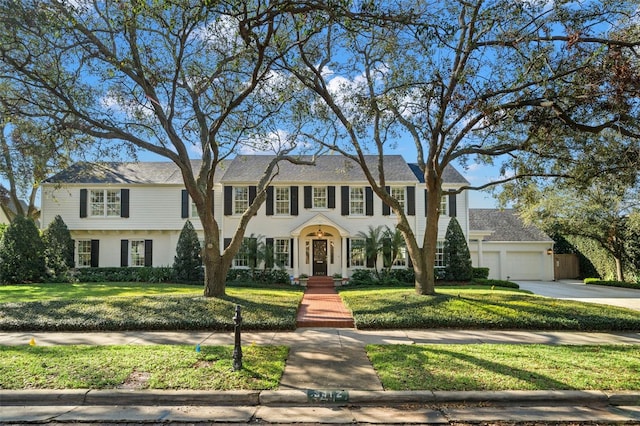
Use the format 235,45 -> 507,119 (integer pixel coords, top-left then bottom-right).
469,209 -> 552,242
407,163 -> 470,185
44,155 -> 469,186
44,161 -> 225,184
221,155 -> 419,183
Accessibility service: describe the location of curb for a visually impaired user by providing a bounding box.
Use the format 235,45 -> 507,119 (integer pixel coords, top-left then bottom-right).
2,389 -> 639,407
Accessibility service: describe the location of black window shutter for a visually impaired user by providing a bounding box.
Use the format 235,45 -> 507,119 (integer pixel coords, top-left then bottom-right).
448,191 -> 457,217
365,187 -> 374,216
250,237 -> 257,268
341,186 -> 349,216
290,238 -> 294,268
224,238 -> 231,249
224,186 -> 232,215
304,186 -> 312,208
407,186 -> 416,216
265,238 -> 274,268
144,240 -> 153,267
366,253 -> 375,268
290,186 -> 299,216
346,238 -> 350,268
266,186 -> 274,216
120,240 -> 129,267
382,186 -> 391,216
249,186 -> 257,205
181,190 -> 189,218
424,189 -> 428,217
90,239 -> 100,268
80,189 -> 88,218
328,186 -> 335,209
120,189 -> 130,218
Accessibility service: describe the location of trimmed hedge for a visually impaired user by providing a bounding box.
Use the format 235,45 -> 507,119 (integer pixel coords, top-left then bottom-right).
75,267 -> 176,283
472,267 -> 490,279
584,278 -> 640,290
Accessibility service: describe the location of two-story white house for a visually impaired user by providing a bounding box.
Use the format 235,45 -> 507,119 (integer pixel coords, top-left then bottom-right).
40,155 -> 554,280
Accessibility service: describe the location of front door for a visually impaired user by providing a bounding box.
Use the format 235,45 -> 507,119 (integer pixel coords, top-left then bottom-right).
313,240 -> 328,276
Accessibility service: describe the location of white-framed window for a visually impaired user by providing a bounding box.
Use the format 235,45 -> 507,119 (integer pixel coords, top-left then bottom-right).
435,241 -> 445,268
90,189 -> 120,217
275,187 -> 290,215
313,186 -> 327,209
390,187 -> 405,213
350,238 -> 366,267
440,195 -> 448,216
393,246 -> 407,267
234,186 -> 249,214
77,240 -> 92,267
350,187 -> 365,215
275,238 -> 290,267
131,240 -> 146,267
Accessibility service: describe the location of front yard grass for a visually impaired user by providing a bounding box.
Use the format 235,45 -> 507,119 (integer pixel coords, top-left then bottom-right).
367,344 -> 640,391
340,286 -> 640,331
0,283 -> 303,331
0,344 -> 287,390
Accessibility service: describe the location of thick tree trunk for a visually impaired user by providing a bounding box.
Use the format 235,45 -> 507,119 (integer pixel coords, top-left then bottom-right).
614,256 -> 625,282
203,247 -> 228,297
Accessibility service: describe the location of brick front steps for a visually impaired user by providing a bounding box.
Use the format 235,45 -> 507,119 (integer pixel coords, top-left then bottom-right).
296,277 -> 355,328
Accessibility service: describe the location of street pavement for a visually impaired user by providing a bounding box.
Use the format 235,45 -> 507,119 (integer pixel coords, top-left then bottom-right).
516,279 -> 640,311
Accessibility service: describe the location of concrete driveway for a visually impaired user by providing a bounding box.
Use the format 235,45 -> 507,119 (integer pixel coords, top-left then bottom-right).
515,280 -> 640,312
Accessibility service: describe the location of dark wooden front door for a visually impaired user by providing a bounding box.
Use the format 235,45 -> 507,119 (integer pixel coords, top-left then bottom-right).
313,240 -> 328,276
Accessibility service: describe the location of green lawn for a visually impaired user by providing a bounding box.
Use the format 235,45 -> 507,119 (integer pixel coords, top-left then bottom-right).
0,283 -> 304,331
367,344 -> 640,391
0,344 -> 287,390
0,282 -> 203,302
340,286 -> 640,331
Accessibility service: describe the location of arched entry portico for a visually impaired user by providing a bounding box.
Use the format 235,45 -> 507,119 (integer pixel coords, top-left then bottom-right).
291,214 -> 349,278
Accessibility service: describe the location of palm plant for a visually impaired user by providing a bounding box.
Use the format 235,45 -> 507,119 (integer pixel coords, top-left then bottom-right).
383,225 -> 406,271
357,225 -> 384,278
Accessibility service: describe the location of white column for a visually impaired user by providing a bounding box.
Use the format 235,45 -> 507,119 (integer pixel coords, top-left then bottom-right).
292,236 -> 299,278
341,235 -> 348,277
477,239 -> 484,266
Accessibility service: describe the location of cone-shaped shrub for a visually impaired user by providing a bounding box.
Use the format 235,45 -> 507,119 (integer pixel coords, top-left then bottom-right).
173,220 -> 202,282
42,215 -> 75,281
443,217 -> 473,281
0,215 -> 46,283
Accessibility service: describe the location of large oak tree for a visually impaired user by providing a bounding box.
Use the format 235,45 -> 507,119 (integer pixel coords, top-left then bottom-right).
0,0 -> 318,296
282,0 -> 639,294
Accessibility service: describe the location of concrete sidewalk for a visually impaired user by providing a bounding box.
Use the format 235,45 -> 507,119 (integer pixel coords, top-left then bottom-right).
2,329 -> 640,424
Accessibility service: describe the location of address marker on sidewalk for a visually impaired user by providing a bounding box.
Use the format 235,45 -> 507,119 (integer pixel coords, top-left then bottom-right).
307,389 -> 349,403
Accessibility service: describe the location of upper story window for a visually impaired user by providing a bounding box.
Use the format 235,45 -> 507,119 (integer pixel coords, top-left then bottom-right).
90,189 -> 120,217
350,187 -> 365,215
234,186 -> 249,214
390,187 -> 405,212
275,187 -> 290,215
313,187 -> 327,209
440,195 -> 448,216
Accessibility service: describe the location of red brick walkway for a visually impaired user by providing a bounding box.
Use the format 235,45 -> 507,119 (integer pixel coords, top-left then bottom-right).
296,277 -> 355,328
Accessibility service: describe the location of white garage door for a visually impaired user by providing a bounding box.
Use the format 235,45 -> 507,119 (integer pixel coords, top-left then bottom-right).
482,252 -> 501,280
506,252 -> 542,280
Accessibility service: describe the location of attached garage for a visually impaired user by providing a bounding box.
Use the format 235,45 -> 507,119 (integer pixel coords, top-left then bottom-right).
468,209 -> 554,281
